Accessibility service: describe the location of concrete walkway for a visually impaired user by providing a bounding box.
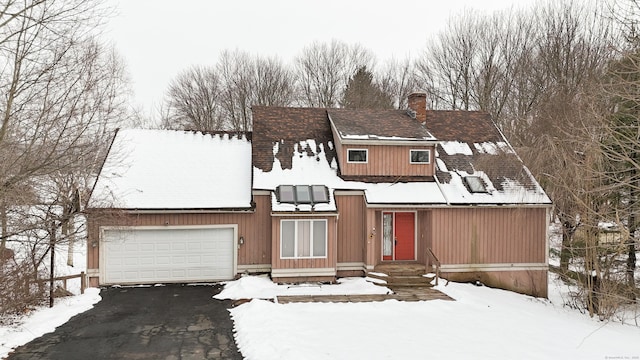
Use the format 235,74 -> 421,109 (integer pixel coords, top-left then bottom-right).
276,286 -> 454,304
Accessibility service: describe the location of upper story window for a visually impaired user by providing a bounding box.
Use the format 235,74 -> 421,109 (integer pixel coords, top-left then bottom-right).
276,185 -> 329,204
347,149 -> 368,163
410,149 -> 431,164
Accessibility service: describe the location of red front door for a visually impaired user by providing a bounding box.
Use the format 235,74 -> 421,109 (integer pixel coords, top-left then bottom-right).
382,212 -> 415,261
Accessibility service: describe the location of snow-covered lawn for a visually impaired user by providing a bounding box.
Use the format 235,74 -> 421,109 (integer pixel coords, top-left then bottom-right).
0,288 -> 101,358
220,275 -> 640,360
2,273 -> 638,360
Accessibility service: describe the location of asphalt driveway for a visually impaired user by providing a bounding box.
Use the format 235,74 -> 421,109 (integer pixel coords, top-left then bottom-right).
7,284 -> 242,360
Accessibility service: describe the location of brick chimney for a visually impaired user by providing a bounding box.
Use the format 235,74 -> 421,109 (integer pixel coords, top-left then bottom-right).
407,93 -> 427,123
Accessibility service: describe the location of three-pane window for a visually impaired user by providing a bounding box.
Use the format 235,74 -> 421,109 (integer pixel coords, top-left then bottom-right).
281,219 -> 327,258
276,185 -> 329,204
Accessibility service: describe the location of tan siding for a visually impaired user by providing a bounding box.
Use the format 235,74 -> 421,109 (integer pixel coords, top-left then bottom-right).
86,195 -> 272,273
336,195 -> 365,263
338,144 -> 435,177
416,210 -> 433,263
271,216 -> 337,271
431,207 -> 547,265
442,270 -> 547,297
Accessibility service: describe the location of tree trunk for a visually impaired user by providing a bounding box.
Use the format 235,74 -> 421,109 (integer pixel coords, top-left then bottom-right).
560,216 -> 575,272
49,225 -> 55,308
0,202 -> 7,266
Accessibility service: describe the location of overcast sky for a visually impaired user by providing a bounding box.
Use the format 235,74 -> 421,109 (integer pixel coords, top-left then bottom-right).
104,0 -> 535,114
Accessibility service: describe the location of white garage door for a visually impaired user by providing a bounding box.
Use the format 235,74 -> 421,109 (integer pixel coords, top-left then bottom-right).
102,227 -> 235,284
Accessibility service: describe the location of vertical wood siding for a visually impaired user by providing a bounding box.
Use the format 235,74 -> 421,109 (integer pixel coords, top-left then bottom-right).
271,215 -> 337,271
431,207 -> 547,264
86,195 -> 272,270
338,144 -> 435,177
335,195 -> 365,263
417,210 -> 432,263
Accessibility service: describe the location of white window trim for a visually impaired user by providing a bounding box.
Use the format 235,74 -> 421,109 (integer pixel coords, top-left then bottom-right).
280,219 -> 328,259
347,148 -> 368,163
409,149 -> 431,164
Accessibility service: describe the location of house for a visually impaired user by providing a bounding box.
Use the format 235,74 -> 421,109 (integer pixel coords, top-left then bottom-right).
86,93 -> 552,297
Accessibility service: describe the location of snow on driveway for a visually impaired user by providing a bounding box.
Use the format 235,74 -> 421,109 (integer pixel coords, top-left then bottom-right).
223,276 -> 640,360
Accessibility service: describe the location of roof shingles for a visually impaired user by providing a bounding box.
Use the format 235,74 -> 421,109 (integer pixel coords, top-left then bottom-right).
251,106 -> 551,205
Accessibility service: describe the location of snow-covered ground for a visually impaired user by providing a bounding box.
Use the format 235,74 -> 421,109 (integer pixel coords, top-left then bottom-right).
2,274 -> 638,360
2,232 -> 639,360
0,288 -> 101,358
220,275 -> 640,360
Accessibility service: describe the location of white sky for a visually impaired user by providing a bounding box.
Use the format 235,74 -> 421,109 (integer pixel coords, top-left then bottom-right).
104,0 -> 535,114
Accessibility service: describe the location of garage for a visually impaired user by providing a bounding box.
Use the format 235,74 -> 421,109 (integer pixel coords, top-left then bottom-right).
101,226 -> 236,285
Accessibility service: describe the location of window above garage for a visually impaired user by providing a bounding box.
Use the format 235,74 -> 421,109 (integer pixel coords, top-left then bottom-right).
276,185 -> 329,204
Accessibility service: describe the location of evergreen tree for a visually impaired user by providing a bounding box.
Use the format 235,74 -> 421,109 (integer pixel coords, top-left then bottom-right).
340,66 -> 393,109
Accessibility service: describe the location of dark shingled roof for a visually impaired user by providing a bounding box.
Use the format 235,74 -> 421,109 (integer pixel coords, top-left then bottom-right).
327,109 -> 435,140
425,110 -> 501,143
251,106 -> 336,172
251,106 -> 549,203
425,110 -> 539,192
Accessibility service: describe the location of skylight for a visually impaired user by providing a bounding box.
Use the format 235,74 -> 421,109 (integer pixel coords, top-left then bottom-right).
276,185 -> 330,204
464,176 -> 488,193
295,185 -> 312,203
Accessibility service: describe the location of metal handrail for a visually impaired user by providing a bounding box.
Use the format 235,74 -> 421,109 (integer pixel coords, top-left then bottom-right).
426,248 -> 441,286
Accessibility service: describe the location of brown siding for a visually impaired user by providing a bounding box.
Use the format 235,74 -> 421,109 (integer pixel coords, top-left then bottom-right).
338,144 -> 435,177
442,270 -> 548,298
87,195 -> 272,271
335,195 -> 365,264
431,207 -> 547,264
417,210 -> 432,263
364,207 -> 377,268
271,215 -> 338,271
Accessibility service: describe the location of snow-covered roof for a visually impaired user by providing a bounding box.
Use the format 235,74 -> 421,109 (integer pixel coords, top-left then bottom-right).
88,129 -> 252,209
253,140 -> 447,211
434,140 -> 551,205
253,107 -> 551,208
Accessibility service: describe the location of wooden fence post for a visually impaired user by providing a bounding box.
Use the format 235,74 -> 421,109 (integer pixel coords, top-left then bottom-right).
81,271 -> 86,294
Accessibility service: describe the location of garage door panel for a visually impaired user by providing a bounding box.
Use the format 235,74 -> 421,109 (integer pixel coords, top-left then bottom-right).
103,227 -> 235,284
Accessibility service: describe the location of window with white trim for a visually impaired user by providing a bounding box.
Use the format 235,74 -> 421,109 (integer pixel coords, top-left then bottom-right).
410,149 -> 431,164
281,219 -> 327,258
347,149 -> 368,163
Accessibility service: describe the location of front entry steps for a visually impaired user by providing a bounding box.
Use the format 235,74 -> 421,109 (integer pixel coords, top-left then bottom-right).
367,263 -> 436,289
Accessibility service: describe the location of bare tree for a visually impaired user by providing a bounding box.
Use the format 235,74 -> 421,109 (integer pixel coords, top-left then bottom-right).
379,57 -> 418,109
253,55 -> 296,107
162,65 -> 224,131
0,0 -> 128,312
163,51 -> 295,131
295,40 -> 375,108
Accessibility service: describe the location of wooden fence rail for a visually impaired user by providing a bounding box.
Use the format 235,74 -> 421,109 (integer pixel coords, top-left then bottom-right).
39,271 -> 86,295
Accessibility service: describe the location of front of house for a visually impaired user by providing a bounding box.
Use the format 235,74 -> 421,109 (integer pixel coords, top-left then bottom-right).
86,93 -> 552,297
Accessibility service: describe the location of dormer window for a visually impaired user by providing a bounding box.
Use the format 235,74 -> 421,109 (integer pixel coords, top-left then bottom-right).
347,149 -> 368,163
276,185 -> 330,204
464,176 -> 488,193
410,149 -> 431,164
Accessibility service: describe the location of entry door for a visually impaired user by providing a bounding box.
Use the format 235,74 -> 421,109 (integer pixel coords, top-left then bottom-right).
382,212 -> 415,261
